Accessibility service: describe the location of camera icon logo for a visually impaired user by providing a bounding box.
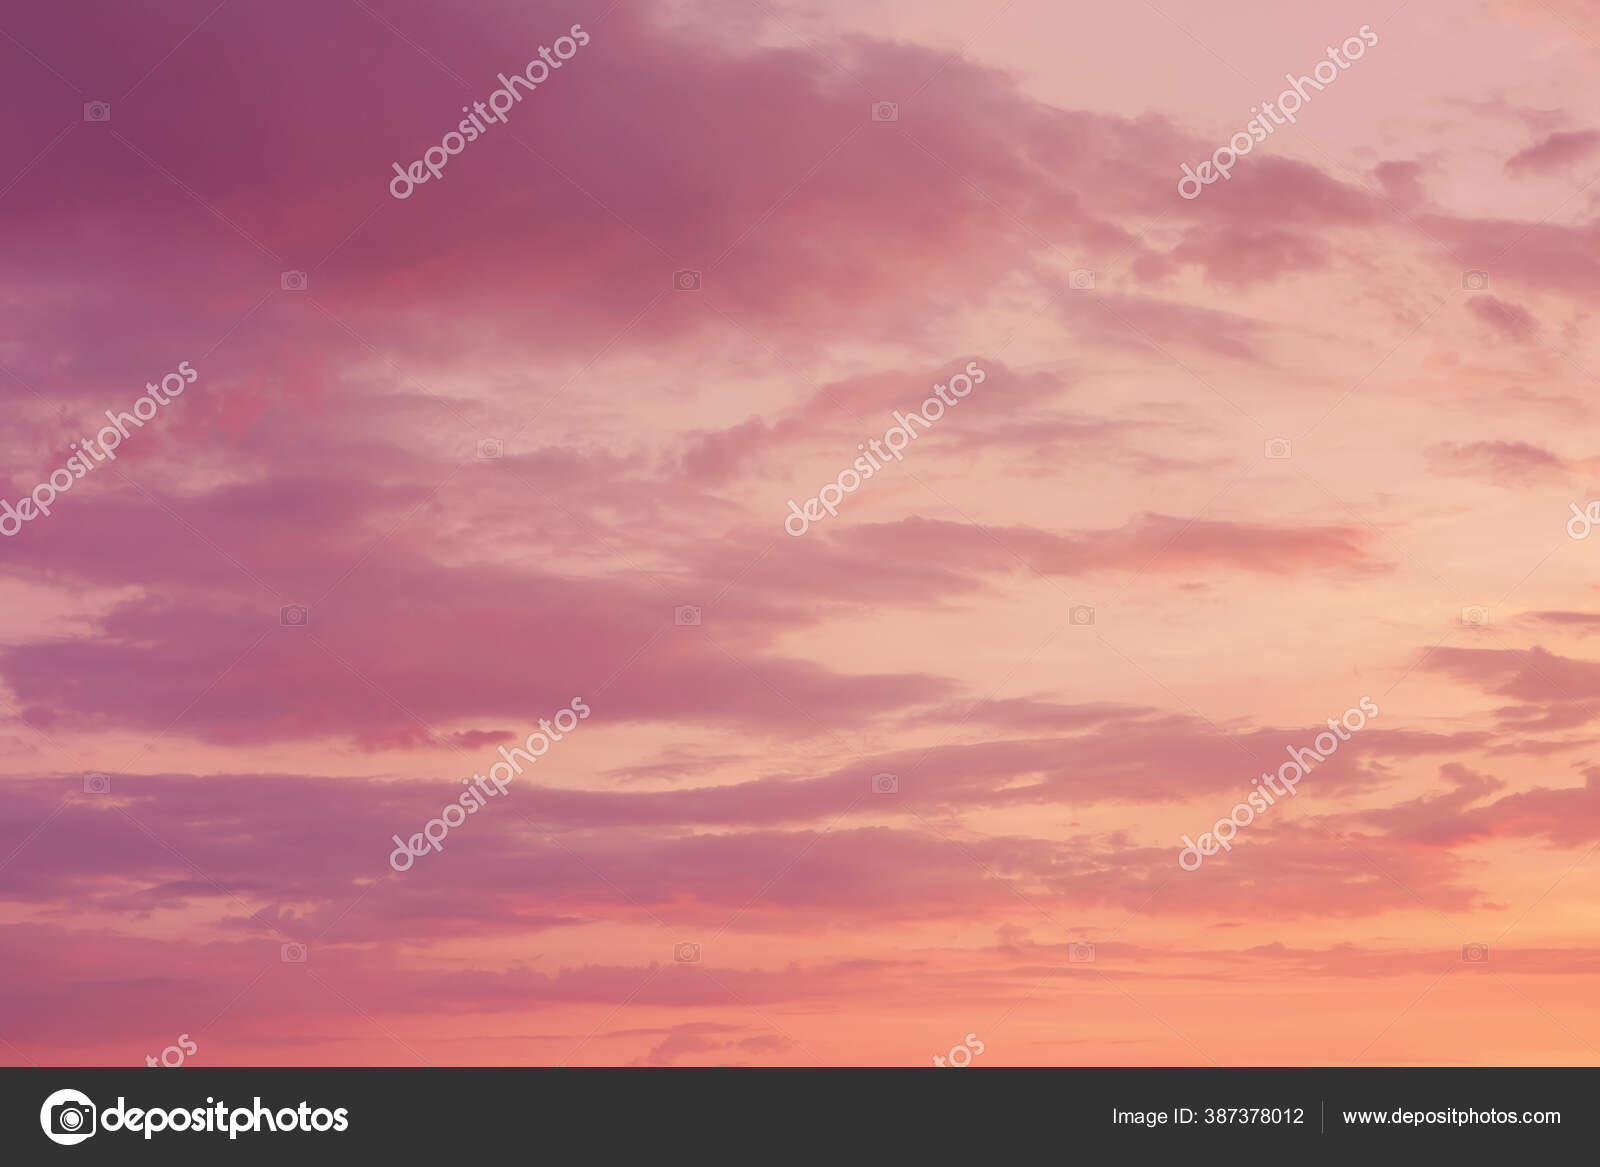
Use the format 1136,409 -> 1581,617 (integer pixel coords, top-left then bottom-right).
871,101 -> 899,122
475,438 -> 504,460
674,941 -> 701,963
1264,437 -> 1292,460
280,604 -> 308,627
41,1088 -> 97,1145
83,102 -> 111,123
280,270 -> 308,292
281,942 -> 308,963
674,605 -> 702,626
1462,942 -> 1489,963
83,772 -> 111,794
1069,942 -> 1096,963
1069,268 -> 1095,291
870,772 -> 898,794
673,269 -> 701,291
1462,269 -> 1489,292
1068,605 -> 1095,626
1460,605 -> 1489,627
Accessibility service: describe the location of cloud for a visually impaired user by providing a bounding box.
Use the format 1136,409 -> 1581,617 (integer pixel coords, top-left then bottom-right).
1422,644 -> 1600,703
1505,129 -> 1600,175
1424,439 -> 1566,483
830,513 -> 1382,579
1465,295 -> 1540,343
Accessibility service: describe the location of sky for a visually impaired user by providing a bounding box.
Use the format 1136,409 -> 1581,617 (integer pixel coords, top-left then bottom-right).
3,0 -> 1600,1067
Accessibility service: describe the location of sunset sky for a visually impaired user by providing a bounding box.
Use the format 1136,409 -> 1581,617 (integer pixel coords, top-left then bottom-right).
4,0 -> 1600,1066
